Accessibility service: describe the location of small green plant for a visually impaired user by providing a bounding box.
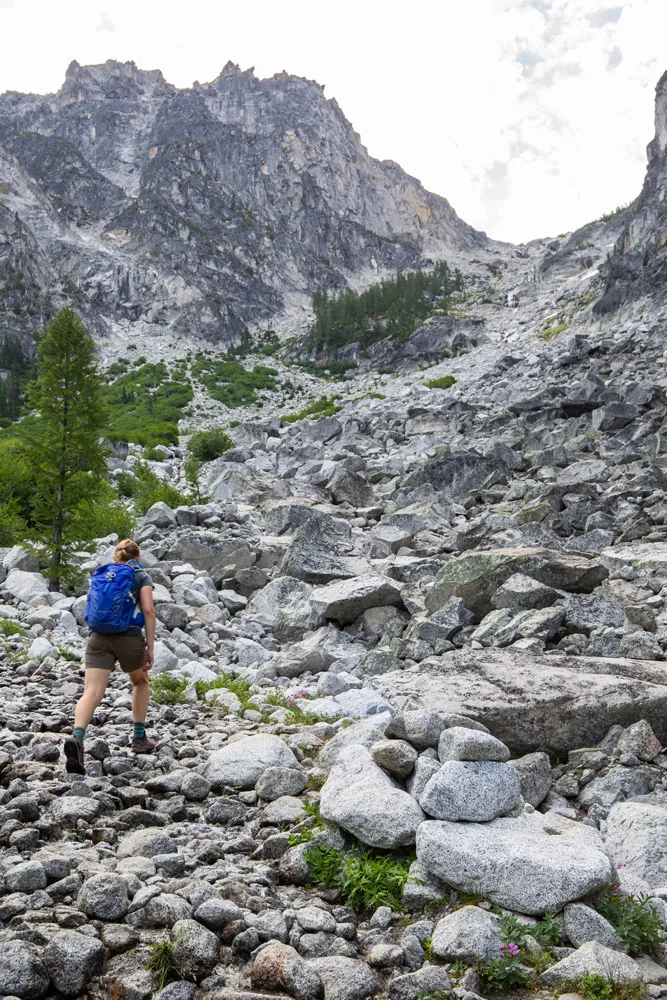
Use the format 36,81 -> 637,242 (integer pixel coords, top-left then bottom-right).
539,321 -> 570,341
595,882 -> 666,958
579,973 -> 615,1000
307,773 -> 326,791
281,396 -> 341,424
424,375 -> 457,390
0,620 -> 25,637
305,845 -> 413,913
531,911 -> 563,950
417,991 -> 451,1000
567,973 -> 645,1000
287,826 -> 316,847
146,941 -> 180,991
369,391 -> 386,399
194,672 -> 254,709
480,943 -> 530,991
188,428 -> 233,462
151,675 -> 188,705
143,445 -> 165,461
56,646 -> 80,662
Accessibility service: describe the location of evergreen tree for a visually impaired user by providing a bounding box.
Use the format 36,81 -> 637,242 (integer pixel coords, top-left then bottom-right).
26,308 -> 108,589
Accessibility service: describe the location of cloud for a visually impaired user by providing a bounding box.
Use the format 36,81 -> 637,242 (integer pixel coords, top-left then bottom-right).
0,1 -> 15,7
96,12 -> 116,32
589,6 -> 623,27
607,46 -> 623,69
516,51 -> 543,76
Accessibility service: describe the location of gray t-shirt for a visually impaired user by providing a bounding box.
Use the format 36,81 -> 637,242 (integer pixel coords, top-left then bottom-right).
127,566 -> 153,636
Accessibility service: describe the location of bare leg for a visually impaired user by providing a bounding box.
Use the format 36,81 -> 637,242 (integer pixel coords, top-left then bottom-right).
74,670 -> 111,729
129,669 -> 150,723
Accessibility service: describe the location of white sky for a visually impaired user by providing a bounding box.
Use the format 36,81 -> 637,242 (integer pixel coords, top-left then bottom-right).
0,0 -> 666,243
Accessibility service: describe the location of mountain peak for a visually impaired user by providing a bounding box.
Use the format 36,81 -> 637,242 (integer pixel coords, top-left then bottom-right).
56,59 -> 172,105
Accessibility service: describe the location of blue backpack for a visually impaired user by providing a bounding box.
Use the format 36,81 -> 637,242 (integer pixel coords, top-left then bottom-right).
85,561 -> 145,634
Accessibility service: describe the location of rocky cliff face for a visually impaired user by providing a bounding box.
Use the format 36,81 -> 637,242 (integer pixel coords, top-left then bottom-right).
596,70 -> 667,313
0,59 -> 485,345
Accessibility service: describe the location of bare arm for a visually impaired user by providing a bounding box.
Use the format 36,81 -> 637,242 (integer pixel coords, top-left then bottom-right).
139,585 -> 156,670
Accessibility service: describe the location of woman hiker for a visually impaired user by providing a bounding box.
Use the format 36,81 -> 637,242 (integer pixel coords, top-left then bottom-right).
63,538 -> 156,774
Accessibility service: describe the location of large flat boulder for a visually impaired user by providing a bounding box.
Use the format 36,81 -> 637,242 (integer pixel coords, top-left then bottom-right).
417,812 -> 613,915
401,450 -> 504,497
3,569 -> 49,603
310,574 -> 402,624
426,547 -> 607,617
370,647 -> 667,755
601,541 -> 667,575
320,745 -> 425,848
203,734 -> 301,790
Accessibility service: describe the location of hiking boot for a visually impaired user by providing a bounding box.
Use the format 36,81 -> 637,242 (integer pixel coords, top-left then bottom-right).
131,735 -> 157,754
64,737 -> 85,775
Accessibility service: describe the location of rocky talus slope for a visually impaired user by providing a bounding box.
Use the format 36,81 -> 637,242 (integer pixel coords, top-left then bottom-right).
0,58 -> 484,348
4,289 -> 667,998
4,53 -> 667,1000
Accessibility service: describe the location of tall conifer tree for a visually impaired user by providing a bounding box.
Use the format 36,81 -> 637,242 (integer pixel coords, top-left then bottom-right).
27,308 -> 107,588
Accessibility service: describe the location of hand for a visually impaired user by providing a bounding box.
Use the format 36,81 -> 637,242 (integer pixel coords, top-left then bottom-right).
143,646 -> 154,672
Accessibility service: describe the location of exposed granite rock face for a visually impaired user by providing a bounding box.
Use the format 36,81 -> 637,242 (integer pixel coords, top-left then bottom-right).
596,70 -> 667,313
0,59 -> 485,346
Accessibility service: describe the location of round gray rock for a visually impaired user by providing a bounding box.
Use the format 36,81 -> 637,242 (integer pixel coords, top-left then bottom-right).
371,739 -> 418,777
256,765 -> 307,801
5,860 -> 47,894
77,872 -> 129,921
419,761 -> 521,821
0,942 -> 49,999
252,943 -> 324,1000
43,931 -> 105,996
385,710 -> 446,749
117,828 -> 175,859
438,727 -> 510,763
432,905 -> 502,961
172,918 -> 220,978
306,956 -> 379,1000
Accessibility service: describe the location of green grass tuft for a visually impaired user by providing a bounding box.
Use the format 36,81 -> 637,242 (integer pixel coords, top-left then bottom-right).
424,375 -> 457,390
281,396 -> 341,423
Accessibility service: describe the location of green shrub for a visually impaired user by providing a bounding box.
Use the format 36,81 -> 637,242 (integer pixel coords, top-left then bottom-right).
194,673 -> 253,709
143,446 -> 165,461
188,428 -> 233,462
118,462 -> 188,516
0,620 -> 25,637
151,675 -> 188,705
424,375 -> 457,390
480,945 -> 530,991
191,355 -> 277,407
103,361 -> 193,446
281,396 -> 341,423
573,973 -> 644,1000
305,845 -> 413,913
595,884 -> 665,957
0,499 -> 27,546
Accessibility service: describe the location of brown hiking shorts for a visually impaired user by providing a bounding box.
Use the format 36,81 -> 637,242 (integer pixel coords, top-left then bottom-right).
85,632 -> 146,674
